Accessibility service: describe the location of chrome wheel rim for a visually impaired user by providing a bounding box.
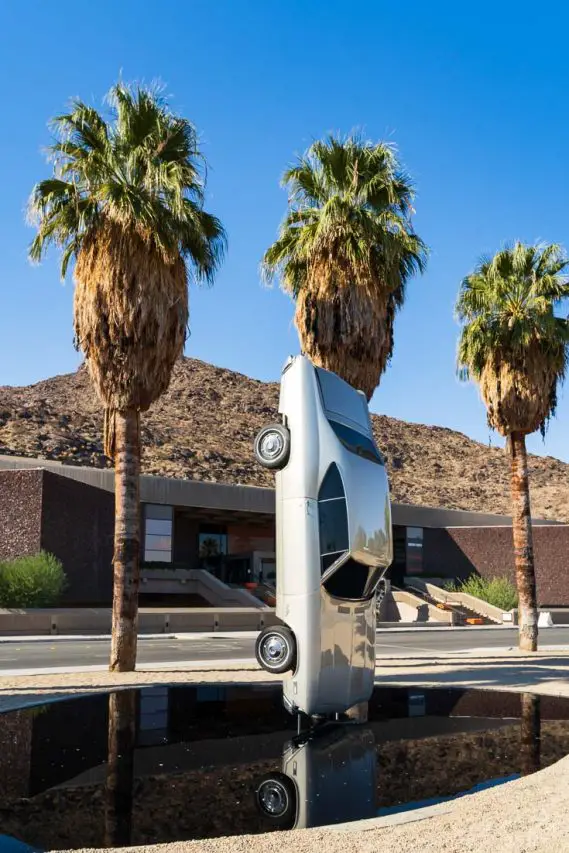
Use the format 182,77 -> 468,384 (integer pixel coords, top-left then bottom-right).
259,431 -> 284,461
258,780 -> 289,816
261,634 -> 287,666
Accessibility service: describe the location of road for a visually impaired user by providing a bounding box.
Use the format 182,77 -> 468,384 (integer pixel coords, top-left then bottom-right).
1,626 -> 568,673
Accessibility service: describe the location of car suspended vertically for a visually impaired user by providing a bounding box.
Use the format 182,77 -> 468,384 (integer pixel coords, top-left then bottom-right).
253,355 -> 393,717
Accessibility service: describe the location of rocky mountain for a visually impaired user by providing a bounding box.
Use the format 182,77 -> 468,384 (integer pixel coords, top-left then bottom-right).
0,357 -> 567,521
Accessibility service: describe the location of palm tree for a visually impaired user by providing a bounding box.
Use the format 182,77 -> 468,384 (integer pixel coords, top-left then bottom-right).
456,242 -> 569,651
28,83 -> 226,671
520,692 -> 541,776
105,690 -> 136,846
262,134 -> 427,399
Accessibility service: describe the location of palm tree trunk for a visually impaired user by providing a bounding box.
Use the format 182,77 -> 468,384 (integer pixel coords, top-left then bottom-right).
509,431 -> 538,652
105,690 -> 136,846
520,692 -> 541,776
110,409 -> 141,672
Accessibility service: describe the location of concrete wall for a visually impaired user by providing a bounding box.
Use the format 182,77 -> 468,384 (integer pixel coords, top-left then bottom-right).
424,525 -> 569,606
378,589 -> 453,624
140,569 -> 266,608
0,469 -> 43,560
41,470 -> 114,606
0,606 -> 280,636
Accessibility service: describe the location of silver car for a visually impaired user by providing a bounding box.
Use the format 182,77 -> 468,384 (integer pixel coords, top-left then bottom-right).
253,355 -> 393,717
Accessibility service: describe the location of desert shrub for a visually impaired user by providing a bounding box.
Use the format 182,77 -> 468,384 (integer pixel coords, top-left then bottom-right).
0,552 -> 67,608
445,574 -> 518,612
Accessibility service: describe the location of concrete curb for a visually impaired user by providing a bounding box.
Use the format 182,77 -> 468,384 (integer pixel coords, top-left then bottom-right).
0,657 -> 259,677
4,624 -> 568,643
0,631 -> 259,643
0,633 -> 178,643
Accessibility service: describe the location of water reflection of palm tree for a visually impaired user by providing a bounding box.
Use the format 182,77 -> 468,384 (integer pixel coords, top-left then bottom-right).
520,692 -> 541,776
105,690 -> 136,847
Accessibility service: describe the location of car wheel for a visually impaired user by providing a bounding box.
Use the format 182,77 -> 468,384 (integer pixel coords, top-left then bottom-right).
255,625 -> 296,674
253,423 -> 290,470
254,772 -> 297,828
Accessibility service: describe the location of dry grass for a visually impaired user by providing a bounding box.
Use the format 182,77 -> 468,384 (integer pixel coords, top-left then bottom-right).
294,259 -> 390,401
480,348 -> 556,437
74,222 -> 188,455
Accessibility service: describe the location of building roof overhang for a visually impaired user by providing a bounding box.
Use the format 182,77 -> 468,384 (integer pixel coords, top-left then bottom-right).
0,454 -> 560,528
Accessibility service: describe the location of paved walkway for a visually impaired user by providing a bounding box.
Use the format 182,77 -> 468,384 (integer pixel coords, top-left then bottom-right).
1,647 -> 568,711
376,649 -> 569,697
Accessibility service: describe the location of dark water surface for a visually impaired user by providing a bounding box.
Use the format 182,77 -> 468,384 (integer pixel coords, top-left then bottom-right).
0,684 -> 567,850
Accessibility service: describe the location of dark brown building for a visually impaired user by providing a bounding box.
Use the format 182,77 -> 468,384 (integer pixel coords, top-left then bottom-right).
0,455 -> 567,606
0,467 -> 114,605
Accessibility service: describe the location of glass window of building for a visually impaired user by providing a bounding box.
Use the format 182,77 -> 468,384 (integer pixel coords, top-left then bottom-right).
198,524 -> 228,580
138,686 -> 169,745
144,504 -> 173,563
406,526 -> 424,575
198,524 -> 228,559
260,557 -> 276,586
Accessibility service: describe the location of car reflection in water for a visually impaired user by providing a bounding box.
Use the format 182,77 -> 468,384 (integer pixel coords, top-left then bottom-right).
254,722 -> 377,830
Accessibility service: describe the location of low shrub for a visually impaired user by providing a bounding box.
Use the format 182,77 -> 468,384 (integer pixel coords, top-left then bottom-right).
445,574 -> 518,612
0,552 -> 67,608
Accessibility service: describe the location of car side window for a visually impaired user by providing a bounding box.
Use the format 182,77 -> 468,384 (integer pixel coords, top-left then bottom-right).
324,559 -> 384,601
318,464 -> 348,574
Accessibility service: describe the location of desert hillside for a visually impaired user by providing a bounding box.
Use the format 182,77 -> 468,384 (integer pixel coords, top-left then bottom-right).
0,358 -> 567,521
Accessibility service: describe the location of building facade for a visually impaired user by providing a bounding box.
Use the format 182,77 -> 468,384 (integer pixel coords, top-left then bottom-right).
0,455 -> 567,606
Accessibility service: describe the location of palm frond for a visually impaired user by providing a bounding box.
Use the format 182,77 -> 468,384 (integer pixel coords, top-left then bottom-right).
456,241 -> 569,436
28,81 -> 225,283
263,134 -> 427,397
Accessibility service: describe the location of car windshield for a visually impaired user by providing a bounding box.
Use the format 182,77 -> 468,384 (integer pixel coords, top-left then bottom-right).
315,367 -> 369,430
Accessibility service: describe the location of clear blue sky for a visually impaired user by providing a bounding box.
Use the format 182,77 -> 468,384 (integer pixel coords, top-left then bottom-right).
1,0 -> 568,462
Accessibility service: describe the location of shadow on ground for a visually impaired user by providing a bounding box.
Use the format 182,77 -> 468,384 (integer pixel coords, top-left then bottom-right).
376,655 -> 569,695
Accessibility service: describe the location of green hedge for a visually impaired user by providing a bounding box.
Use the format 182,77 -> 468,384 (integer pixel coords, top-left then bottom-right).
0,552 -> 67,608
445,574 -> 518,612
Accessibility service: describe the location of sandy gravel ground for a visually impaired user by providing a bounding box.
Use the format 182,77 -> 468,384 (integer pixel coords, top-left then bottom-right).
0,663 -> 276,712
2,651 -> 569,852
69,753 -> 569,853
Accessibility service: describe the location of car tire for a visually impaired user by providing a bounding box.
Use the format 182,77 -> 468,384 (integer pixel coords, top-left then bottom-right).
255,625 -> 296,674
253,423 -> 290,470
254,772 -> 297,828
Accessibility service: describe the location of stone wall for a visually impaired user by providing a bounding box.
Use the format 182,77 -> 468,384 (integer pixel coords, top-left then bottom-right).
40,470 -> 114,605
227,522 -> 275,554
423,525 -> 569,606
0,469 -> 43,561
